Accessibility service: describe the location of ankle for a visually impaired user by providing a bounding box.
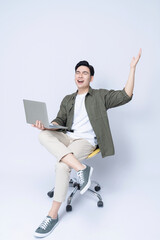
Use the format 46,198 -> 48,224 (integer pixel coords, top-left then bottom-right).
48,212 -> 58,219
78,164 -> 86,171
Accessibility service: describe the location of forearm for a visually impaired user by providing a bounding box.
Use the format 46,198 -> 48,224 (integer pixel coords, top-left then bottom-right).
125,67 -> 136,97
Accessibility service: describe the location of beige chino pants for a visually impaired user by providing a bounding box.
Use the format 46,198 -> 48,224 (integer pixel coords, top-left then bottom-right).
38,130 -> 96,202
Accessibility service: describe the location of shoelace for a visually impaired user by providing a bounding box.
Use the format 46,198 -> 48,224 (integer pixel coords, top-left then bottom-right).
77,170 -> 85,185
39,217 -> 52,230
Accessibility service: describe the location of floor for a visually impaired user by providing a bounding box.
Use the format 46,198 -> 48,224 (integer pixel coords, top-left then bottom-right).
1,160 -> 160,240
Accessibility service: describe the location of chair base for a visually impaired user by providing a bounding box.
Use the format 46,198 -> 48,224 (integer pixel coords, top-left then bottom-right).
47,178 -> 104,212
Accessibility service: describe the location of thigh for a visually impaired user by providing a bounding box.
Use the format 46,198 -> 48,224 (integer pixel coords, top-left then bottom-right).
39,130 -> 71,146
38,130 -> 74,161
67,138 -> 96,162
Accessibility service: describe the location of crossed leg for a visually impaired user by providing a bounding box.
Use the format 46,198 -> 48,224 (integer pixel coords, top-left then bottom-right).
38,130 -> 96,219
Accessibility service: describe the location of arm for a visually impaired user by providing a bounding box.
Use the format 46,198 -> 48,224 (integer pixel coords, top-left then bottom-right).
101,88 -> 132,110
125,48 -> 142,97
101,49 -> 142,109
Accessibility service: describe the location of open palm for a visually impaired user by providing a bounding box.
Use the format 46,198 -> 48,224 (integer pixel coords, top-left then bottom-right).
130,48 -> 142,68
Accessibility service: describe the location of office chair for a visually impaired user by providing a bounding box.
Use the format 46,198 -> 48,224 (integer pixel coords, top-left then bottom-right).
47,148 -> 104,212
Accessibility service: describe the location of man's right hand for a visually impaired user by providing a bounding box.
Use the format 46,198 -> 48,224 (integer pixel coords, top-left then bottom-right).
31,120 -> 59,130
32,120 -> 46,130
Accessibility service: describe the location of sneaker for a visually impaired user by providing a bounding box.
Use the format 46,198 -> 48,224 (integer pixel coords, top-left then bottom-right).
34,215 -> 58,238
77,164 -> 93,194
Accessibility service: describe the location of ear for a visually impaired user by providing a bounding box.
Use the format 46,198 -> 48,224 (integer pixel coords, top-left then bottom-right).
90,76 -> 94,82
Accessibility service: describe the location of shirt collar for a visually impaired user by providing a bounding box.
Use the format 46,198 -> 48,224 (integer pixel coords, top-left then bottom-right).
71,86 -> 93,100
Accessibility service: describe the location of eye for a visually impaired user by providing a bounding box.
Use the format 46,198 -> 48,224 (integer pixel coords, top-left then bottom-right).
83,72 -> 88,75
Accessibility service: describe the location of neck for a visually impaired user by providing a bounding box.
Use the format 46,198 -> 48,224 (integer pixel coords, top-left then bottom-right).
77,87 -> 89,95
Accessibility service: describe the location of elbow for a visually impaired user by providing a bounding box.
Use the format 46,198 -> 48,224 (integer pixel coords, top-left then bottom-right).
124,87 -> 133,98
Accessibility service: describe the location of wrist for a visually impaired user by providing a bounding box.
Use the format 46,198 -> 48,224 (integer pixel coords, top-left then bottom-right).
52,121 -> 58,125
130,66 -> 136,71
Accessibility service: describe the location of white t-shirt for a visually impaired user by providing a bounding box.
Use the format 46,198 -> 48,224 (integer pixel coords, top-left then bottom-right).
66,93 -> 97,147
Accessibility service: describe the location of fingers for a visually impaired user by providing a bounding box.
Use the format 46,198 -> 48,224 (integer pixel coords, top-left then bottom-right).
36,120 -> 45,129
134,48 -> 142,65
139,48 -> 142,56
31,120 -> 45,130
137,48 -> 142,60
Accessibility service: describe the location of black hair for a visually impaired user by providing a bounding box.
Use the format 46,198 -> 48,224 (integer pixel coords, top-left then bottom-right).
75,60 -> 95,76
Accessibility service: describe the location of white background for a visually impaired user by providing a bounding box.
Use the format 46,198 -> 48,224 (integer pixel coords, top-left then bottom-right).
0,0 -> 160,239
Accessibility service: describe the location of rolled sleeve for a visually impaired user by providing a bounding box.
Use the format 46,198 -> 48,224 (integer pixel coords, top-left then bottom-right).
122,88 -> 133,100
100,88 -> 133,110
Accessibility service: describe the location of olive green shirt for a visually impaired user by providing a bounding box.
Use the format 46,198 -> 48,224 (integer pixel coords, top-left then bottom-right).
52,86 -> 133,158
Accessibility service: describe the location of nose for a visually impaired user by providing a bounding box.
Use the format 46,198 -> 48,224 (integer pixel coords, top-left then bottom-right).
79,73 -> 83,78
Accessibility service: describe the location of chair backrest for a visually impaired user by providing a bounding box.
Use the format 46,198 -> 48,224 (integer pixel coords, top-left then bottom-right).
87,148 -> 100,159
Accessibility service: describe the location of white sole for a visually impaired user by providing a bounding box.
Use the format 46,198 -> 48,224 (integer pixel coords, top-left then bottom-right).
80,167 -> 93,195
34,221 -> 59,238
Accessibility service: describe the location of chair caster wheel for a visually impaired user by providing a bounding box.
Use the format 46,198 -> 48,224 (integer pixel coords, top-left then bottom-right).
47,191 -> 54,198
97,200 -> 103,207
66,205 -> 72,212
95,185 -> 101,191
69,179 -> 73,184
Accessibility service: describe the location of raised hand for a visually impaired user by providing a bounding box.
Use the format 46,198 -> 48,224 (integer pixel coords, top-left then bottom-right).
130,48 -> 142,68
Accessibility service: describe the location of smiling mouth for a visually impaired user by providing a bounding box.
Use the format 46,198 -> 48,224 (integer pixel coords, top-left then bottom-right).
77,80 -> 84,83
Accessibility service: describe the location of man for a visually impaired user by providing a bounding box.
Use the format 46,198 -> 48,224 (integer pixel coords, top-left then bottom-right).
32,49 -> 142,238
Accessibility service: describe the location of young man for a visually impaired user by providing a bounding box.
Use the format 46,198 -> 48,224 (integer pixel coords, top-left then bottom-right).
32,49 -> 141,238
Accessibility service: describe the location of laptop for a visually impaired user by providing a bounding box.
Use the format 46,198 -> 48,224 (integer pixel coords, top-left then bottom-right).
23,99 -> 70,130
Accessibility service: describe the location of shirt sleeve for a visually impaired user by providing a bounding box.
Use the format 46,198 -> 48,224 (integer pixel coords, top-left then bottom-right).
100,88 -> 133,110
51,96 -> 67,126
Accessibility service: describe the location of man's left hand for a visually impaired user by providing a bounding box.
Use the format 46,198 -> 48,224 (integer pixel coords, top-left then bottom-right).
130,48 -> 142,68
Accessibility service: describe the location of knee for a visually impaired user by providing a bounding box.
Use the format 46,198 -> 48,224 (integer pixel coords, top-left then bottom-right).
38,130 -> 48,145
55,162 -> 71,173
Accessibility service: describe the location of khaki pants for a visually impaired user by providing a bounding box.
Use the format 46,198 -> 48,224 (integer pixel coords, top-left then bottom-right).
38,130 -> 96,202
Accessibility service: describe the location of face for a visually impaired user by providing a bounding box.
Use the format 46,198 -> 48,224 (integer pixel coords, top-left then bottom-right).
75,66 -> 93,92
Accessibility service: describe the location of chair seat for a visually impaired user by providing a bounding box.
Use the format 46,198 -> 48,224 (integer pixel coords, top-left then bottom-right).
87,148 -> 100,159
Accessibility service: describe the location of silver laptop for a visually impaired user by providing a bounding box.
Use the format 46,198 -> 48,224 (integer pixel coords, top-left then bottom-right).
23,99 -> 69,130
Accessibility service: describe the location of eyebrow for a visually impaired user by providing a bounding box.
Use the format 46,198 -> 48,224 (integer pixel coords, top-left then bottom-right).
76,71 -> 89,74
